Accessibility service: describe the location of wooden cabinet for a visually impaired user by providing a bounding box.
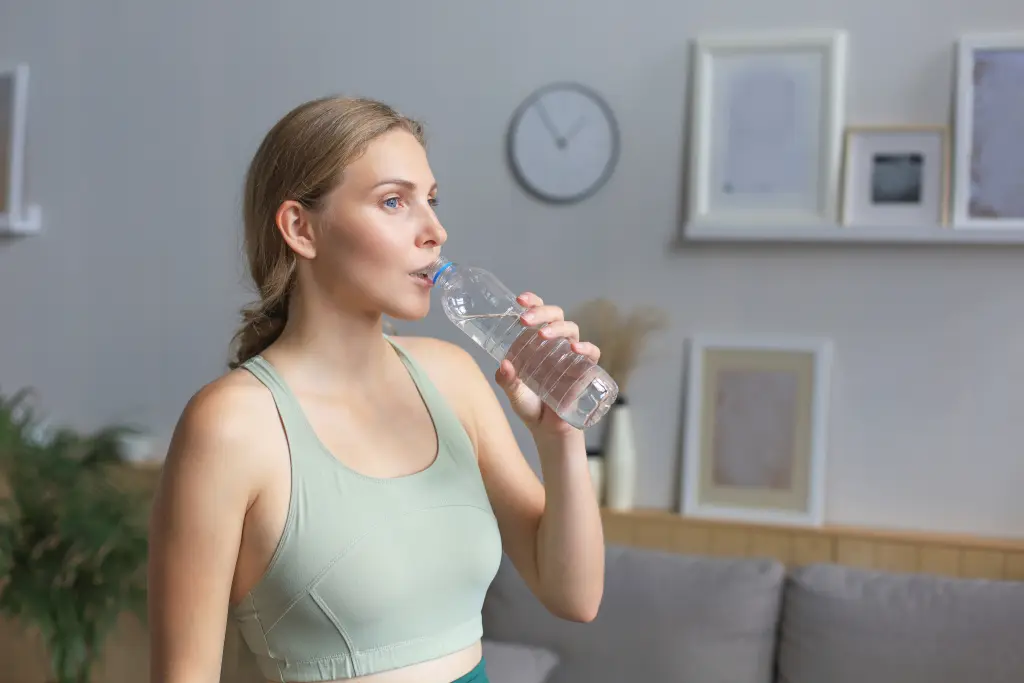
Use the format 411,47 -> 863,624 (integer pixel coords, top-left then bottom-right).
601,507 -> 1024,581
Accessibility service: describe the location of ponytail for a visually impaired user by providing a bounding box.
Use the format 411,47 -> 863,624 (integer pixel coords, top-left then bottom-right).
228,292 -> 289,369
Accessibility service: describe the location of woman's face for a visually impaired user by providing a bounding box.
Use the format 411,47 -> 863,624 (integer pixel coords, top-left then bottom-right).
298,128 -> 447,321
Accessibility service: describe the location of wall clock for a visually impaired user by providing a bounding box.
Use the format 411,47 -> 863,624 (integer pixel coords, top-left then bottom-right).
506,82 -> 620,204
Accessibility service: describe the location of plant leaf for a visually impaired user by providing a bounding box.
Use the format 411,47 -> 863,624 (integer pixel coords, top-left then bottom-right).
0,385 -> 150,683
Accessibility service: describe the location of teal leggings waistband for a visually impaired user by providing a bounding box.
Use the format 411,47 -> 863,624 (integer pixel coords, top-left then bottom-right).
452,658 -> 488,683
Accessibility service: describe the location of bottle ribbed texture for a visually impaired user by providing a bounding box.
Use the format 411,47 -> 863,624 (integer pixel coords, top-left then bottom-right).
427,257 -> 618,429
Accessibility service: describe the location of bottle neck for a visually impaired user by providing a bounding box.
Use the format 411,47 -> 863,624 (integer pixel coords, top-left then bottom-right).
429,258 -> 457,287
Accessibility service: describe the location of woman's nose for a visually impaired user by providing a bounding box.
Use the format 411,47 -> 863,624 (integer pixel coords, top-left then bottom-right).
418,211 -> 446,247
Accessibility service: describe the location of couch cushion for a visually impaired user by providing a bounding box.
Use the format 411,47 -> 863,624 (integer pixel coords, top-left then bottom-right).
778,563 -> 1024,683
481,639 -> 559,683
482,544 -> 786,683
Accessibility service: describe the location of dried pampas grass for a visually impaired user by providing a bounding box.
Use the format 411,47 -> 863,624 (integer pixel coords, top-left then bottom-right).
570,298 -> 668,396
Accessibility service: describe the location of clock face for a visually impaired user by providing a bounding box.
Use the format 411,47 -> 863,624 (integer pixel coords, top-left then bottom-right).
507,82 -> 620,204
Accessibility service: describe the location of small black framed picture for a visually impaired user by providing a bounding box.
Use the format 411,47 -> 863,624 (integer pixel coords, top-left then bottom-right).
840,125 -> 949,227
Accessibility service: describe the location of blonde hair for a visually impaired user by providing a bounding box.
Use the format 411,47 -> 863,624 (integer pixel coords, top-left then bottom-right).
228,96 -> 425,369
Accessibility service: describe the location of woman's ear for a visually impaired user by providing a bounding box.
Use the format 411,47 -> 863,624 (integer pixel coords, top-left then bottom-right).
275,200 -> 318,259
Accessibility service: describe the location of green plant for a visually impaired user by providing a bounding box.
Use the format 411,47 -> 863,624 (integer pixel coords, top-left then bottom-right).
0,387 -> 150,683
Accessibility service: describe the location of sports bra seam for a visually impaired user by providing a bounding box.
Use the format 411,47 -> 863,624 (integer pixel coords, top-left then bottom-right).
309,592 -> 360,675
280,615 -> 482,664
230,449 -> 486,622
248,593 -> 285,680
262,503 -> 497,635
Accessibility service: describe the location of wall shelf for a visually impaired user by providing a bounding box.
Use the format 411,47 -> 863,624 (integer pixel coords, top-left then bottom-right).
0,62 -> 41,237
683,222 -> 1024,246
0,205 -> 42,236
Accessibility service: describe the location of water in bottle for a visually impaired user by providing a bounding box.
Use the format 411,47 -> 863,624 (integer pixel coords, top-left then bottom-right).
422,256 -> 618,430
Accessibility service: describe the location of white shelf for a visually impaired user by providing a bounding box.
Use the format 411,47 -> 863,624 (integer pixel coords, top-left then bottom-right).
0,205 -> 42,236
683,222 -> 1024,245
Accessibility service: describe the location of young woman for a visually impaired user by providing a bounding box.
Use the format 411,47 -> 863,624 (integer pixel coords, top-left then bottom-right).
147,96 -> 606,683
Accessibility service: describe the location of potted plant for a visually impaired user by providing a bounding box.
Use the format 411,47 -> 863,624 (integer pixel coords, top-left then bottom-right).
0,387 -> 150,683
570,298 -> 667,509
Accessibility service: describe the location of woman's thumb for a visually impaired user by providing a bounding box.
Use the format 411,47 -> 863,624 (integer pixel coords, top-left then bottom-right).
496,361 -> 527,402
495,360 -> 515,389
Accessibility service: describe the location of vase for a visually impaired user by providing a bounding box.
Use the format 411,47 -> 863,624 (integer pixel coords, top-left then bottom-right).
602,396 -> 636,510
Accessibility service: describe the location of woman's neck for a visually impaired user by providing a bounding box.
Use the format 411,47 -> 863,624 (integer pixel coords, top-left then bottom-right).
264,295 -> 393,392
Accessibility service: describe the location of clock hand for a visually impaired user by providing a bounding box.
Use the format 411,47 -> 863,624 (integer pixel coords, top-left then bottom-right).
562,115 -> 588,144
534,99 -> 568,148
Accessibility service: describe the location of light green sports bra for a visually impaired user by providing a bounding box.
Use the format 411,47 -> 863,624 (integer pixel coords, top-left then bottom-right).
230,336 -> 503,682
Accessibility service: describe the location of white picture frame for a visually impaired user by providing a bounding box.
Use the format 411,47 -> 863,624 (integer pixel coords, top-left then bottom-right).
0,62 -> 40,235
952,33 -> 1024,230
840,125 -> 950,227
680,334 -> 832,527
686,29 -> 847,230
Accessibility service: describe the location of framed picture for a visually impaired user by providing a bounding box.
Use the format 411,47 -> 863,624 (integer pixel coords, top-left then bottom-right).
0,62 -> 39,234
686,30 -> 847,229
952,33 -> 1024,230
840,125 -> 950,227
680,335 -> 832,527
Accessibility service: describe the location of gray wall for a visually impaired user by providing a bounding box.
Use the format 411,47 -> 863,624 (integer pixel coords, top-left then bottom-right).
2,0 -> 1023,538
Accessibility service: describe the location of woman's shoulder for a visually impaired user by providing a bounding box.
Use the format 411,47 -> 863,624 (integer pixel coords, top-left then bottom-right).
158,367 -> 283,496
178,367 -> 277,436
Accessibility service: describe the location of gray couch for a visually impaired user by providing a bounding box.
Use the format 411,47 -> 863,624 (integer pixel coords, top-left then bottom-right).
481,543 -> 1024,683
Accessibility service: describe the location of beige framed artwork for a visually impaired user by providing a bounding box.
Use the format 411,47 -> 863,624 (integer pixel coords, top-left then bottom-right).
680,335 -> 832,527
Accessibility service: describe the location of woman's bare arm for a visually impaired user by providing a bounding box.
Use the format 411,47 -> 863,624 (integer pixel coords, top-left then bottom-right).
469,366 -> 604,622
147,381 -> 260,683
398,336 -> 604,622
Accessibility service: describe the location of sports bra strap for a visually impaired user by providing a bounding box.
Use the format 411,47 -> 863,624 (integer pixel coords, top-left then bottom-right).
383,335 -> 433,389
240,355 -> 315,448
383,336 -> 468,443
241,338 -> 471,469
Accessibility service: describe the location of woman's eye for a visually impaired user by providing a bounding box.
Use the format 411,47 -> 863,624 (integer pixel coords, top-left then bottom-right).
383,197 -> 400,209
428,196 -> 439,207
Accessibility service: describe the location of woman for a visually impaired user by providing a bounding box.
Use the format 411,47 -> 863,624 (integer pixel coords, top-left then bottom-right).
147,96 -> 606,683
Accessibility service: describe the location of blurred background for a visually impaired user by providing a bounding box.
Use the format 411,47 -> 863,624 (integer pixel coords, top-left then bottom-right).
1,1 -> 1023,682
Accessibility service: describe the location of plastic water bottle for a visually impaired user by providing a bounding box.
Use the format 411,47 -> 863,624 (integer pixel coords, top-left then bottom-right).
424,256 -> 618,430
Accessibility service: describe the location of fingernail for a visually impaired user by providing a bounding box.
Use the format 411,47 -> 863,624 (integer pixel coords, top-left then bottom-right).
521,312 -> 534,323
